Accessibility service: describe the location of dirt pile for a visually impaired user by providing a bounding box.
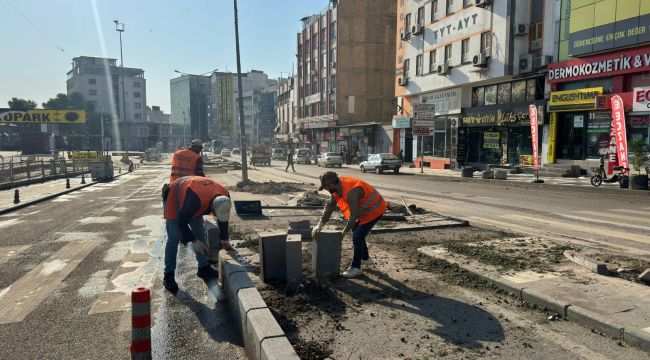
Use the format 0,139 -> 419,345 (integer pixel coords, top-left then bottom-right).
387,201 -> 428,215
233,180 -> 306,194
297,190 -> 329,206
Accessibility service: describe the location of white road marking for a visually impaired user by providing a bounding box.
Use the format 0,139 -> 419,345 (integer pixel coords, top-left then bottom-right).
0,245 -> 31,264
577,210 -> 650,224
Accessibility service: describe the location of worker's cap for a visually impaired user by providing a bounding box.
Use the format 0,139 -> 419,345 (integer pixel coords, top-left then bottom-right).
190,139 -> 203,148
318,171 -> 339,191
212,196 -> 231,222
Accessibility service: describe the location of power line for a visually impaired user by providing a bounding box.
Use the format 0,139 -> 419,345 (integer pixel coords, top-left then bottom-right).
4,0 -> 65,53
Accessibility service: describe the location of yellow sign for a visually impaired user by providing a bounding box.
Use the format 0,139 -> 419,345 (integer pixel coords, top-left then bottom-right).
549,87 -> 602,111
72,151 -> 99,160
548,112 -> 557,163
483,132 -> 500,149
0,109 -> 86,124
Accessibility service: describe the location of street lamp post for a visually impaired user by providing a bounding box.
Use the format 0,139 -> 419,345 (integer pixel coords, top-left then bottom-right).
182,110 -> 186,147
114,20 -> 128,155
234,0 -> 249,183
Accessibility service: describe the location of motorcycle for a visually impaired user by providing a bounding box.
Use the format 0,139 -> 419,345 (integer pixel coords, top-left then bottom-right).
590,157 -> 628,187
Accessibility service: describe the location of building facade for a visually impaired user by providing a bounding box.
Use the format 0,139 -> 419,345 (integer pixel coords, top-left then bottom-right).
170,74 -> 210,148
275,77 -> 296,147
547,0 -> 650,169
66,56 -> 147,151
395,0 -> 556,169
295,0 -> 397,158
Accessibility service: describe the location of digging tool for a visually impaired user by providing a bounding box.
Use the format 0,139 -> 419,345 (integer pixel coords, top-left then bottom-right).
234,200 -> 322,216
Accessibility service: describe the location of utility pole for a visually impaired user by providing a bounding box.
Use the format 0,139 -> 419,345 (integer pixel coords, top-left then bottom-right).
100,111 -> 105,154
114,20 -> 128,155
234,0 -> 249,183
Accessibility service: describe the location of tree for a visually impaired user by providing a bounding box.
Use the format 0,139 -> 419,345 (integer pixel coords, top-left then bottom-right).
8,97 -> 37,110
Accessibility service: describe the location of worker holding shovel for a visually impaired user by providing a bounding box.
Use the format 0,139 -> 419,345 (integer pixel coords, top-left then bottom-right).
311,171 -> 386,278
163,176 -> 234,293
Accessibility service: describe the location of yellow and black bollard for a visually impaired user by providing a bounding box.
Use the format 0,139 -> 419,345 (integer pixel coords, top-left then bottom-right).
13,189 -> 19,204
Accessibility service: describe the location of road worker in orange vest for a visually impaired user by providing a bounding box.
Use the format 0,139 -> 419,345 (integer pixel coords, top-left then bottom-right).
311,171 -> 387,278
163,176 -> 233,293
169,139 -> 205,182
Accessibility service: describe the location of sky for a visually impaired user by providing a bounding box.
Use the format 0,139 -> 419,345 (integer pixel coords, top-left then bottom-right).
0,0 -> 324,113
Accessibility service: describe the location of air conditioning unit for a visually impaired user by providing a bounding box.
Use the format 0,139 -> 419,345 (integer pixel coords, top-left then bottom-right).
400,30 -> 410,40
534,55 -> 552,68
437,62 -> 450,75
530,39 -> 542,51
310,70 -> 317,76
472,52 -> 490,68
330,61 -> 336,68
514,24 -> 528,36
519,54 -> 533,73
412,24 -> 423,36
475,0 -> 492,8
398,77 -> 409,86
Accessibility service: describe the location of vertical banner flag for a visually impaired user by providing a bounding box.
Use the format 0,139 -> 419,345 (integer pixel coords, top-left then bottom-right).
610,95 -> 628,172
608,120 -> 617,175
528,105 -> 539,170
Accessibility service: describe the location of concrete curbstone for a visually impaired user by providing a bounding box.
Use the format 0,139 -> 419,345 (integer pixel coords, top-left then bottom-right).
623,327 -> 650,352
494,169 -> 508,180
521,288 -> 570,317
227,272 -> 255,323
285,234 -> 303,292
261,336 -> 300,360
236,287 -> 268,333
566,305 -> 624,340
287,227 -> 312,240
245,308 -> 287,360
312,231 -> 341,279
204,220 -> 222,259
484,273 -> 524,299
259,231 -> 287,283
482,170 -> 494,179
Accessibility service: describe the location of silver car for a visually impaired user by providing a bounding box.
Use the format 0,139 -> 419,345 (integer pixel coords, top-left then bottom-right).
318,152 -> 343,168
360,153 -> 402,174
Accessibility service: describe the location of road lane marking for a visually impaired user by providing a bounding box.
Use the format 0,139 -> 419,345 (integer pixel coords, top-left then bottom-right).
0,245 -> 31,264
611,208 -> 650,216
576,211 -> 650,225
0,240 -> 100,324
505,214 -> 650,245
559,214 -> 649,231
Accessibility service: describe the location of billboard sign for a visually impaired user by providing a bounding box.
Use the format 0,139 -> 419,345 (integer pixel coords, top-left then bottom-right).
0,109 -> 86,124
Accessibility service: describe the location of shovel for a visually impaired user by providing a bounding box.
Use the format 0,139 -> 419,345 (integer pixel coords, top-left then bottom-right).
234,200 -> 322,216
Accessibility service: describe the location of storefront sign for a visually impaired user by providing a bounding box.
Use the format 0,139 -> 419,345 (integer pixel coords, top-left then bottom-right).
412,127 -> 431,136
419,88 -> 462,116
483,132 -> 500,149
633,86 -> 650,112
303,121 -> 335,129
392,117 -> 411,129
412,120 -> 435,128
0,109 -> 86,124
548,45 -> 650,83
549,88 -> 602,112
548,112 -> 557,163
611,95 -> 628,170
630,116 -> 650,127
461,104 -> 544,127
528,105 -> 539,170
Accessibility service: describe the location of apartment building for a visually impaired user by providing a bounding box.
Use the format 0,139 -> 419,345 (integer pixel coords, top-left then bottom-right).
275,77 -> 296,147
395,0 -> 556,169
170,74 -> 210,147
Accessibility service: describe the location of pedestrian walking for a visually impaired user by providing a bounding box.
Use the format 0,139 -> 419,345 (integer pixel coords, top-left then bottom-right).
398,150 -> 404,162
285,148 -> 296,172
162,176 -> 233,293
311,171 -> 387,278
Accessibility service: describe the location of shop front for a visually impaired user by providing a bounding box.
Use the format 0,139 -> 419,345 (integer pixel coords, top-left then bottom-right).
460,101 -> 544,169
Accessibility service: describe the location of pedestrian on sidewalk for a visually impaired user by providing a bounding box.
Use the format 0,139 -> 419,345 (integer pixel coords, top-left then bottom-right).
163,176 -> 234,293
311,171 -> 387,278
285,148 -> 296,172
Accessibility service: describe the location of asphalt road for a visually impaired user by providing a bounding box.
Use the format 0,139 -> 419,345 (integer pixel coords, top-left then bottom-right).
0,166 -> 245,360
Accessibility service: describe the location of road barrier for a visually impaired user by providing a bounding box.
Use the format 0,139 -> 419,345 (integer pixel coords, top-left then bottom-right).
66,178 -> 70,189
130,287 -> 152,360
0,158 -> 91,185
13,189 -> 19,204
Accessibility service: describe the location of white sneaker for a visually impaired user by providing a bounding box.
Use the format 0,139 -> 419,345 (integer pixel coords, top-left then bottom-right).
341,267 -> 362,278
362,256 -> 374,266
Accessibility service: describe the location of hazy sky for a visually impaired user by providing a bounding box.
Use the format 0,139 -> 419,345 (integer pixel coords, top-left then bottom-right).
1,0 -> 324,113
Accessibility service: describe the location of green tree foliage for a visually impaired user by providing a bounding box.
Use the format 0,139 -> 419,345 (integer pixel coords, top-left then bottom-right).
8,97 -> 37,110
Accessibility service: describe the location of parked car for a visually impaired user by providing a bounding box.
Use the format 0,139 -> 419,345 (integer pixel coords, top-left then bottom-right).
272,148 -> 286,160
294,148 -> 312,164
318,152 -> 343,168
231,148 -> 241,155
220,148 -> 231,157
360,153 -> 402,174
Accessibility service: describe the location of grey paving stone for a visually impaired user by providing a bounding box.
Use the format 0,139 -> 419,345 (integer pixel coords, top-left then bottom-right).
312,231 -> 341,279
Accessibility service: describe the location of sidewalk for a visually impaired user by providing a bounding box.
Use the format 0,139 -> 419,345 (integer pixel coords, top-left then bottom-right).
419,246 -> 650,352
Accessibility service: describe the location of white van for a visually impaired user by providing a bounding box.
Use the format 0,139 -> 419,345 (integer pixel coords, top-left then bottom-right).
294,148 -> 312,164
272,148 -> 286,160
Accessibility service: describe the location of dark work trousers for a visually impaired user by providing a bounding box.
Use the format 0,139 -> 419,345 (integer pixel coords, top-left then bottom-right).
351,215 -> 381,268
285,159 -> 295,172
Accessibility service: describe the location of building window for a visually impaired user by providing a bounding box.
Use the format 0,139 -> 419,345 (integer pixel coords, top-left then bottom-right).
530,21 -> 543,43
89,78 -> 96,85
134,102 -> 142,109
89,101 -> 97,107
416,54 -> 423,75
497,83 -> 512,104
461,38 -> 470,63
480,31 -> 492,53
431,0 -> 438,22
134,113 -> 141,120
429,50 -> 437,72
134,92 -> 141,98
417,6 -> 424,27
89,89 -> 97,96
133,81 -> 141,88
471,87 -> 485,107
444,44 -> 452,63
403,59 -> 410,77
446,0 -> 453,15
405,13 -> 411,32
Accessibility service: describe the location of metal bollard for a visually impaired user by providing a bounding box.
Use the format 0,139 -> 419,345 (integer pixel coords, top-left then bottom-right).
119,167 -> 122,174
130,287 -> 152,360
81,173 -> 86,184
66,178 -> 70,189
13,189 -> 19,204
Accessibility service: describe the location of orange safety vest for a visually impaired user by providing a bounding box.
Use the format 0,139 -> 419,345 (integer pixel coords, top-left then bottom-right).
332,176 -> 386,224
165,176 -> 230,221
170,149 -> 200,182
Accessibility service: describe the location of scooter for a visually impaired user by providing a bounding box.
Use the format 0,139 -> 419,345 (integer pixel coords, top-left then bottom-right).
590,157 -> 628,187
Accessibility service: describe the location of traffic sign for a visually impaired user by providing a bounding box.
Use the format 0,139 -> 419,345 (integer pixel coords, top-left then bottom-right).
412,120 -> 435,128
413,110 -> 435,119
413,103 -> 436,111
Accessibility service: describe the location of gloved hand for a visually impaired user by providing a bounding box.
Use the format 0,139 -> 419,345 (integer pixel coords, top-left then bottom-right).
192,240 -> 210,258
311,222 -> 323,240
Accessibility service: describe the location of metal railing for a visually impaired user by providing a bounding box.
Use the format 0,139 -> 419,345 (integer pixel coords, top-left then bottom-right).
0,158 -> 91,184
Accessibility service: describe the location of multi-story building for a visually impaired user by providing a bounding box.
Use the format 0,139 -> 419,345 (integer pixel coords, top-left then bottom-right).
170,74 -> 210,148
145,106 -> 173,151
259,86 -> 278,145
66,56 -> 147,150
295,0 -> 397,157
275,77 -> 296,147
547,0 -> 650,171
395,0 -> 556,170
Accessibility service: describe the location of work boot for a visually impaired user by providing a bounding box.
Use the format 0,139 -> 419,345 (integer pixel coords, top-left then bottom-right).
163,272 -> 178,294
197,265 -> 219,281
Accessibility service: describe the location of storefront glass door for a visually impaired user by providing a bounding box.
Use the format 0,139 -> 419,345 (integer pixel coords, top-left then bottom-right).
557,113 -> 586,160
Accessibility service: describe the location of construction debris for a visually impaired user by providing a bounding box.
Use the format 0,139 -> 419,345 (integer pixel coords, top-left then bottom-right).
234,180 -> 306,194
387,201 -> 427,215
297,190 -> 329,206
563,250 -> 609,275
639,269 -> 650,282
